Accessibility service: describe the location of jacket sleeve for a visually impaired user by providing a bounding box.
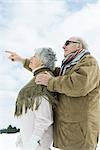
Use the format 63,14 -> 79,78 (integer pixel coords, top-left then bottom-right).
48,56 -> 100,97
32,96 -> 53,139
23,59 -> 32,72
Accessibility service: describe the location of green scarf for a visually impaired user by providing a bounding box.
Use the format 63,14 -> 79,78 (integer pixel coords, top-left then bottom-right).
14,67 -> 57,117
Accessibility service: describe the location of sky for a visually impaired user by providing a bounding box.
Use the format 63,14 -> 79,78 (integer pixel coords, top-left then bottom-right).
0,0 -> 100,129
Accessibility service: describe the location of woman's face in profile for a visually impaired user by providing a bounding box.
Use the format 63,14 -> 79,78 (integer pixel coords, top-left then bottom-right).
29,55 -> 42,70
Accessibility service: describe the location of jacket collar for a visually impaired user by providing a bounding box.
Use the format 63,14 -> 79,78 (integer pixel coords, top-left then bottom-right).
33,67 -> 51,76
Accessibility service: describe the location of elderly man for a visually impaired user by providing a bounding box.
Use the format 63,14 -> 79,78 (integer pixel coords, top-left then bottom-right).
35,37 -> 100,150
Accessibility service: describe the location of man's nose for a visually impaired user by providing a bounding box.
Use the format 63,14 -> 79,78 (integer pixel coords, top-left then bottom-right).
62,45 -> 65,49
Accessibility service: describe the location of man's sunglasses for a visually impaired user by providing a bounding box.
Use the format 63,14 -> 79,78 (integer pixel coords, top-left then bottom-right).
65,40 -> 80,46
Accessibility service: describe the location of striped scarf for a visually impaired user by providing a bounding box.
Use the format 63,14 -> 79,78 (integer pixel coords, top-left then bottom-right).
59,49 -> 90,75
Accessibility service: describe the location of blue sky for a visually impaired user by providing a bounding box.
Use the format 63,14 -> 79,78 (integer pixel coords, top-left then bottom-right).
67,0 -> 98,11
0,0 -> 100,128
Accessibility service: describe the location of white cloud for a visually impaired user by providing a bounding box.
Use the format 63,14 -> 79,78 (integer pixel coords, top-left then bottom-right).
0,91 -> 17,128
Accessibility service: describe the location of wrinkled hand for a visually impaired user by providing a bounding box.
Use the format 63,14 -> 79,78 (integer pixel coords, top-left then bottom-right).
5,50 -> 24,62
35,71 -> 53,86
16,133 -> 23,148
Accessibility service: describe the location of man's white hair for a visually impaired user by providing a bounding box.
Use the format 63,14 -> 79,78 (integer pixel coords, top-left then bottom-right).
75,37 -> 88,49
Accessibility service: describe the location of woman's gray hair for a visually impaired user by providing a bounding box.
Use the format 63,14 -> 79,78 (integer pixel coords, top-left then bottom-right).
34,47 -> 57,71
76,37 -> 88,49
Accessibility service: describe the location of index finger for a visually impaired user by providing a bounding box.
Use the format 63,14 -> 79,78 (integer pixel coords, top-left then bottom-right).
5,50 -> 15,54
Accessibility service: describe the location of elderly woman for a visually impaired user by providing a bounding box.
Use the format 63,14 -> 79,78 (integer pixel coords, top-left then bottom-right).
6,48 -> 57,150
